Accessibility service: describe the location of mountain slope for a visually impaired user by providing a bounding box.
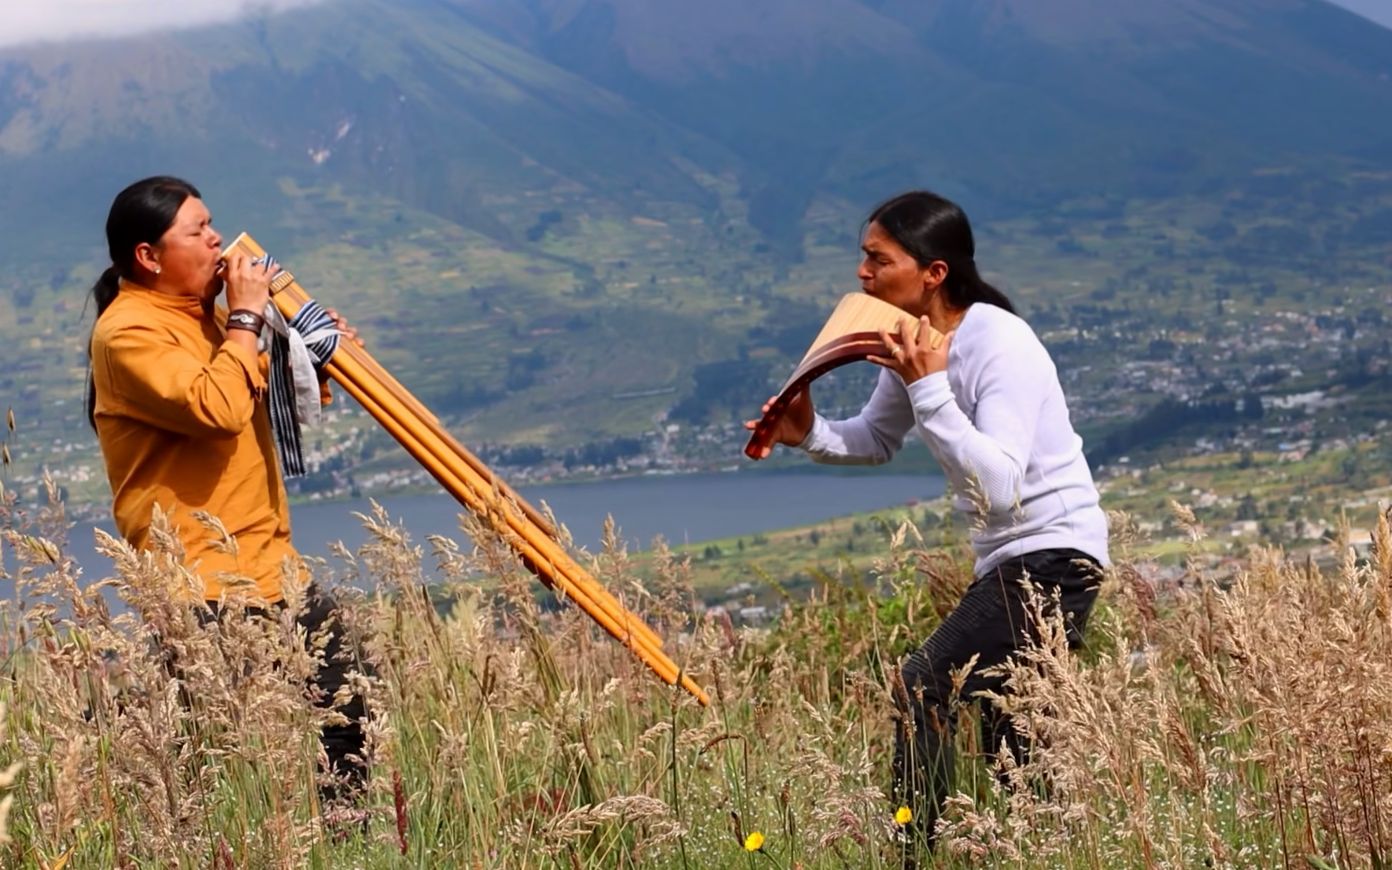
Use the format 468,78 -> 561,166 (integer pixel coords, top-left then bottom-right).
0,0 -> 734,261
453,0 -> 1392,227
0,0 -> 1389,488
4,0 -> 1390,257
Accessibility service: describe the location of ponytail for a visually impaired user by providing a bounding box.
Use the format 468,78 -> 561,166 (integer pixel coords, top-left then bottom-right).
86,266 -> 123,430
945,256 -> 1016,315
92,266 -> 121,316
867,190 -> 1015,314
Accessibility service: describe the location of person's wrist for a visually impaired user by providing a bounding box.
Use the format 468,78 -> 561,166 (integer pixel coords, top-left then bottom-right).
226,309 -> 265,334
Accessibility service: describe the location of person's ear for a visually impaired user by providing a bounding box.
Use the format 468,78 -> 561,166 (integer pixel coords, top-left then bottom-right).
134,242 -> 161,276
921,260 -> 948,293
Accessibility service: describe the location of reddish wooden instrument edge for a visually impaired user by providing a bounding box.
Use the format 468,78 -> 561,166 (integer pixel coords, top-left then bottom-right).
743,331 -> 892,460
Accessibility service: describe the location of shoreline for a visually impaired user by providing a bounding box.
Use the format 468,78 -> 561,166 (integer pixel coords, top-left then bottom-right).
53,454 -> 942,521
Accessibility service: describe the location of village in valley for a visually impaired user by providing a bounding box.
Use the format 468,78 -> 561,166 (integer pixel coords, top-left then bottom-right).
6,268 -> 1387,604
3,161 -> 1389,605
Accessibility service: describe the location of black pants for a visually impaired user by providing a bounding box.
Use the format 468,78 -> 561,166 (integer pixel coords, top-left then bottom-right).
892,548 -> 1101,843
197,583 -> 371,803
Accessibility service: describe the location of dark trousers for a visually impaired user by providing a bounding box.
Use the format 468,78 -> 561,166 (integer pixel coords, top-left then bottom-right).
892,548 -> 1101,843
197,583 -> 371,803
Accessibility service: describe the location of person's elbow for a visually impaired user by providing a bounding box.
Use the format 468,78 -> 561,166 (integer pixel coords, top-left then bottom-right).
183,386 -> 257,436
190,407 -> 255,437
983,482 -> 1024,516
964,462 -> 1026,515
865,440 -> 896,466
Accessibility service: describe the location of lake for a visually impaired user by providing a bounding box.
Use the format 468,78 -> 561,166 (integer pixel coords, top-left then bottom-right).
47,469 -> 945,585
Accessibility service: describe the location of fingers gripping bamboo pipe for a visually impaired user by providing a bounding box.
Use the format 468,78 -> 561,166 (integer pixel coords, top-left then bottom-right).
225,234 -> 707,705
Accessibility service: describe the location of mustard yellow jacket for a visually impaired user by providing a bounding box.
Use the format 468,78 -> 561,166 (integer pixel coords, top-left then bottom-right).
91,281 -> 297,603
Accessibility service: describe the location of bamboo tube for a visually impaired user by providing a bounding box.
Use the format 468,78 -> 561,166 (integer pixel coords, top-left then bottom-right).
328,335 -> 706,703
327,346 -> 663,661
262,259 -> 665,655
320,311 -> 656,647
318,319 -> 666,654
325,356 -> 682,687
227,234 -> 706,705
268,272 -> 556,542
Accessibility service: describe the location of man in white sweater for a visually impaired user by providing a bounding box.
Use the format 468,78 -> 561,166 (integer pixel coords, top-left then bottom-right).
747,190 -> 1108,856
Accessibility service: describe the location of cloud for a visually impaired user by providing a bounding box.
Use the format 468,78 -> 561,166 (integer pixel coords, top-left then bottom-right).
0,0 -> 331,49
1326,0 -> 1392,30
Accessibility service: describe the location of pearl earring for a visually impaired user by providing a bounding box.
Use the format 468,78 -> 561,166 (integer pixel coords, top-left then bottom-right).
154,267 -> 161,275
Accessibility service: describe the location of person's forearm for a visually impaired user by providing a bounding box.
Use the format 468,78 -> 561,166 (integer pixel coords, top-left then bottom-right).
103,326 -> 266,437
803,369 -> 914,464
802,415 -> 898,465
225,329 -> 259,356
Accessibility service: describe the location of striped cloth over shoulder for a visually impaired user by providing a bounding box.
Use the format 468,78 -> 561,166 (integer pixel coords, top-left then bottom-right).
251,254 -> 341,478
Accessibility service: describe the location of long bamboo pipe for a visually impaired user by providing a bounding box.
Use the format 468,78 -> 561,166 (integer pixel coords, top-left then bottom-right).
256,254 -> 667,656
271,273 -> 559,539
325,352 -> 683,687
293,280 -> 667,656
326,321 -> 661,649
275,265 -> 685,692
328,328 -> 705,701
326,345 -> 667,666
224,234 -> 706,705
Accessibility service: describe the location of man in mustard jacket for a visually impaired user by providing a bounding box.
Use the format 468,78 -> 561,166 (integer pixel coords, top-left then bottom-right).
88,176 -> 369,808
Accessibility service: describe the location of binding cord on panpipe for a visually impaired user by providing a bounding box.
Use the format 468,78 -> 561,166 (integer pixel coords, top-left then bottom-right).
224,233 -> 708,706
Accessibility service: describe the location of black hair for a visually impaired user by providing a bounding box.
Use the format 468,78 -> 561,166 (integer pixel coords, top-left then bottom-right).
87,176 -> 202,429
867,190 -> 1015,314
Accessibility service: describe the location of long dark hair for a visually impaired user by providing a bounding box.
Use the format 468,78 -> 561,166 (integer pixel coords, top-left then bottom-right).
87,176 -> 202,429
867,191 -> 1015,314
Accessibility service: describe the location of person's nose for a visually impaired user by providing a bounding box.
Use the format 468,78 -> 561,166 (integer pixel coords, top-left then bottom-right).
857,259 -> 872,282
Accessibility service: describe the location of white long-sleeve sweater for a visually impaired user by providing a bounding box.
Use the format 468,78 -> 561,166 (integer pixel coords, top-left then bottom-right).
799,302 -> 1109,577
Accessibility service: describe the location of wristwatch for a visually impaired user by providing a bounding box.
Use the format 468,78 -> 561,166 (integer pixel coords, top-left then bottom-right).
227,311 -> 263,332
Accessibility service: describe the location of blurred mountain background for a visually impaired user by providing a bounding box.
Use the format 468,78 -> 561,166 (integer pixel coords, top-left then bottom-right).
1,0 -> 1389,507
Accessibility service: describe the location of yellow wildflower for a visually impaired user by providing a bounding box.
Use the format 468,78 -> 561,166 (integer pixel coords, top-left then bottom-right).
895,806 -> 913,826
744,831 -> 765,852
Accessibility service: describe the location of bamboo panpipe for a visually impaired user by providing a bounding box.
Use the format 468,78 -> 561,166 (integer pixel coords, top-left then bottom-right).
270,275 -> 665,656
745,293 -> 944,460
328,355 -> 682,684
249,241 -> 686,694
223,233 -> 706,706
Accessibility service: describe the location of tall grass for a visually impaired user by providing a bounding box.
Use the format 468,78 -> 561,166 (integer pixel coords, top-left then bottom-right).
1,476 -> 1390,868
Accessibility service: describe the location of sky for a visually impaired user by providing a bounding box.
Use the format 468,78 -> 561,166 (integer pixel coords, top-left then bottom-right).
0,0 -> 1389,48
0,0 -> 329,48
1329,0 -> 1392,29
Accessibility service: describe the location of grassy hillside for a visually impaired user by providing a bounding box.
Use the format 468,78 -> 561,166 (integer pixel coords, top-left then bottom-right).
2,465 -> 1390,866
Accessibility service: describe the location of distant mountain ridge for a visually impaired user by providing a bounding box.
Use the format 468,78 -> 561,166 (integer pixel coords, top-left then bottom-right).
448,0 -> 1392,214
1,0 -> 1390,473
0,1 -> 738,261
2,0 -> 1390,258
1326,0 -> 1392,30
